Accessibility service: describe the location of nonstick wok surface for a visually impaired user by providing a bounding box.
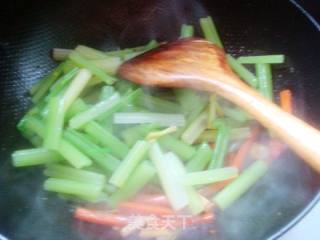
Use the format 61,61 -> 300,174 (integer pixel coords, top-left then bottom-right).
0,0 -> 320,240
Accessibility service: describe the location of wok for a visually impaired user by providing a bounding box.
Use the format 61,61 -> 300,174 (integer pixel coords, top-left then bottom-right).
0,0 -> 319,239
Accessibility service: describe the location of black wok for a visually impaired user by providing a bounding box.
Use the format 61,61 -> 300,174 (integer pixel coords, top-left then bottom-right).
0,0 -> 320,239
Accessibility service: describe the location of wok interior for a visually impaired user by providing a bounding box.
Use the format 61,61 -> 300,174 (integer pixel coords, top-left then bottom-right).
0,0 -> 320,239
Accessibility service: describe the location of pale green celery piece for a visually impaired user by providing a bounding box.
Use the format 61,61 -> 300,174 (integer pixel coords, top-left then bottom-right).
187,143 -> 213,172
174,89 -> 207,115
109,140 -> 150,187
84,121 -> 129,159
237,55 -> 285,64
97,88 -> 143,122
69,92 -> 120,129
227,55 -> 258,88
199,16 -> 223,48
17,115 -> 45,138
149,143 -> 189,211
75,45 -> 110,59
51,48 -> 72,61
183,167 -> 238,186
43,97 -> 65,150
44,164 -> 106,186
63,129 -> 120,172
256,63 -> 273,100
195,130 -> 217,144
181,111 -> 208,145
47,68 -> 79,99
113,112 -> 185,127
213,160 -> 268,210
180,24 -> 194,38
44,178 -> 102,199
165,152 -> 205,215
110,161 -> 156,205
65,98 -> 89,121
58,192 -> 109,203
137,93 -> 181,113
61,68 -> 92,112
12,148 -> 63,167
69,51 -> 117,84
58,138 -> 92,169
209,120 -> 230,169
90,57 -> 122,75
158,134 -> 196,161
31,62 -> 66,103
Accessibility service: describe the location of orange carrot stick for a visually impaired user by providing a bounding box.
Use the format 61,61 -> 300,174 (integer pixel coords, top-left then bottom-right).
280,89 -> 293,113
118,202 -> 174,216
229,126 -> 260,169
74,208 -> 129,227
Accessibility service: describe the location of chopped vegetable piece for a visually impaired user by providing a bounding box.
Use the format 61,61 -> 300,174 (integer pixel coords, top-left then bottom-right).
113,112 -> 185,127
90,57 -> 122,75
110,161 -> 156,205
165,152 -> 205,214
58,138 -> 92,168
222,106 -> 250,123
237,55 -> 285,64
18,115 -> 45,138
75,45 -> 109,59
180,24 -> 194,38
66,98 -> 89,120
12,148 -> 62,167
64,129 -> 120,172
74,208 -> 129,227
187,143 -> 213,172
183,167 -> 238,186
207,95 -> 217,127
213,160 -> 268,210
44,164 -> 106,186
121,124 -> 160,146
209,120 -> 230,168
51,48 -> 72,61
61,68 -> 92,111
109,140 -> 150,187
84,121 -> 129,159
181,111 -> 208,144
44,178 -> 102,198
227,55 -> 258,88
149,143 -> 189,211
158,135 -> 196,160
199,16 -> 223,48
280,89 -> 293,113
69,51 -> 117,84
31,62 -> 65,103
43,97 -> 65,150
47,68 -> 79,99
136,93 -> 181,113
69,92 -> 120,129
256,63 -> 273,100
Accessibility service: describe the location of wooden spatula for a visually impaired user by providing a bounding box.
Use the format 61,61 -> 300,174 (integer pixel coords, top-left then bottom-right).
118,38 -> 320,173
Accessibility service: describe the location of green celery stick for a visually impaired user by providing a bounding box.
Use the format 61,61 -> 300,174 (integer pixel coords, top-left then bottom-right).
12,148 -> 63,167
110,161 -> 156,205
199,16 -> 223,48
256,63 -> 273,100
187,143 -> 213,172
213,160 -> 268,210
64,129 -> 120,172
58,138 -> 92,168
109,140 -> 150,187
180,24 -> 194,38
237,55 -> 285,64
84,121 -> 129,159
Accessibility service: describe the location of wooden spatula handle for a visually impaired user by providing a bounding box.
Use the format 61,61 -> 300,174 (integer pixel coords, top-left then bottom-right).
198,74 -> 320,172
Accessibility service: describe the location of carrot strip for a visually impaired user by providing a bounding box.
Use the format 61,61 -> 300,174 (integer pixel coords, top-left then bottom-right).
118,202 -> 174,216
74,208 -> 129,227
280,89 -> 293,113
229,126 -> 260,169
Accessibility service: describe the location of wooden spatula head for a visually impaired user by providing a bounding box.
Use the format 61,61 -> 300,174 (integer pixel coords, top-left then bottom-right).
118,38 -> 239,91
